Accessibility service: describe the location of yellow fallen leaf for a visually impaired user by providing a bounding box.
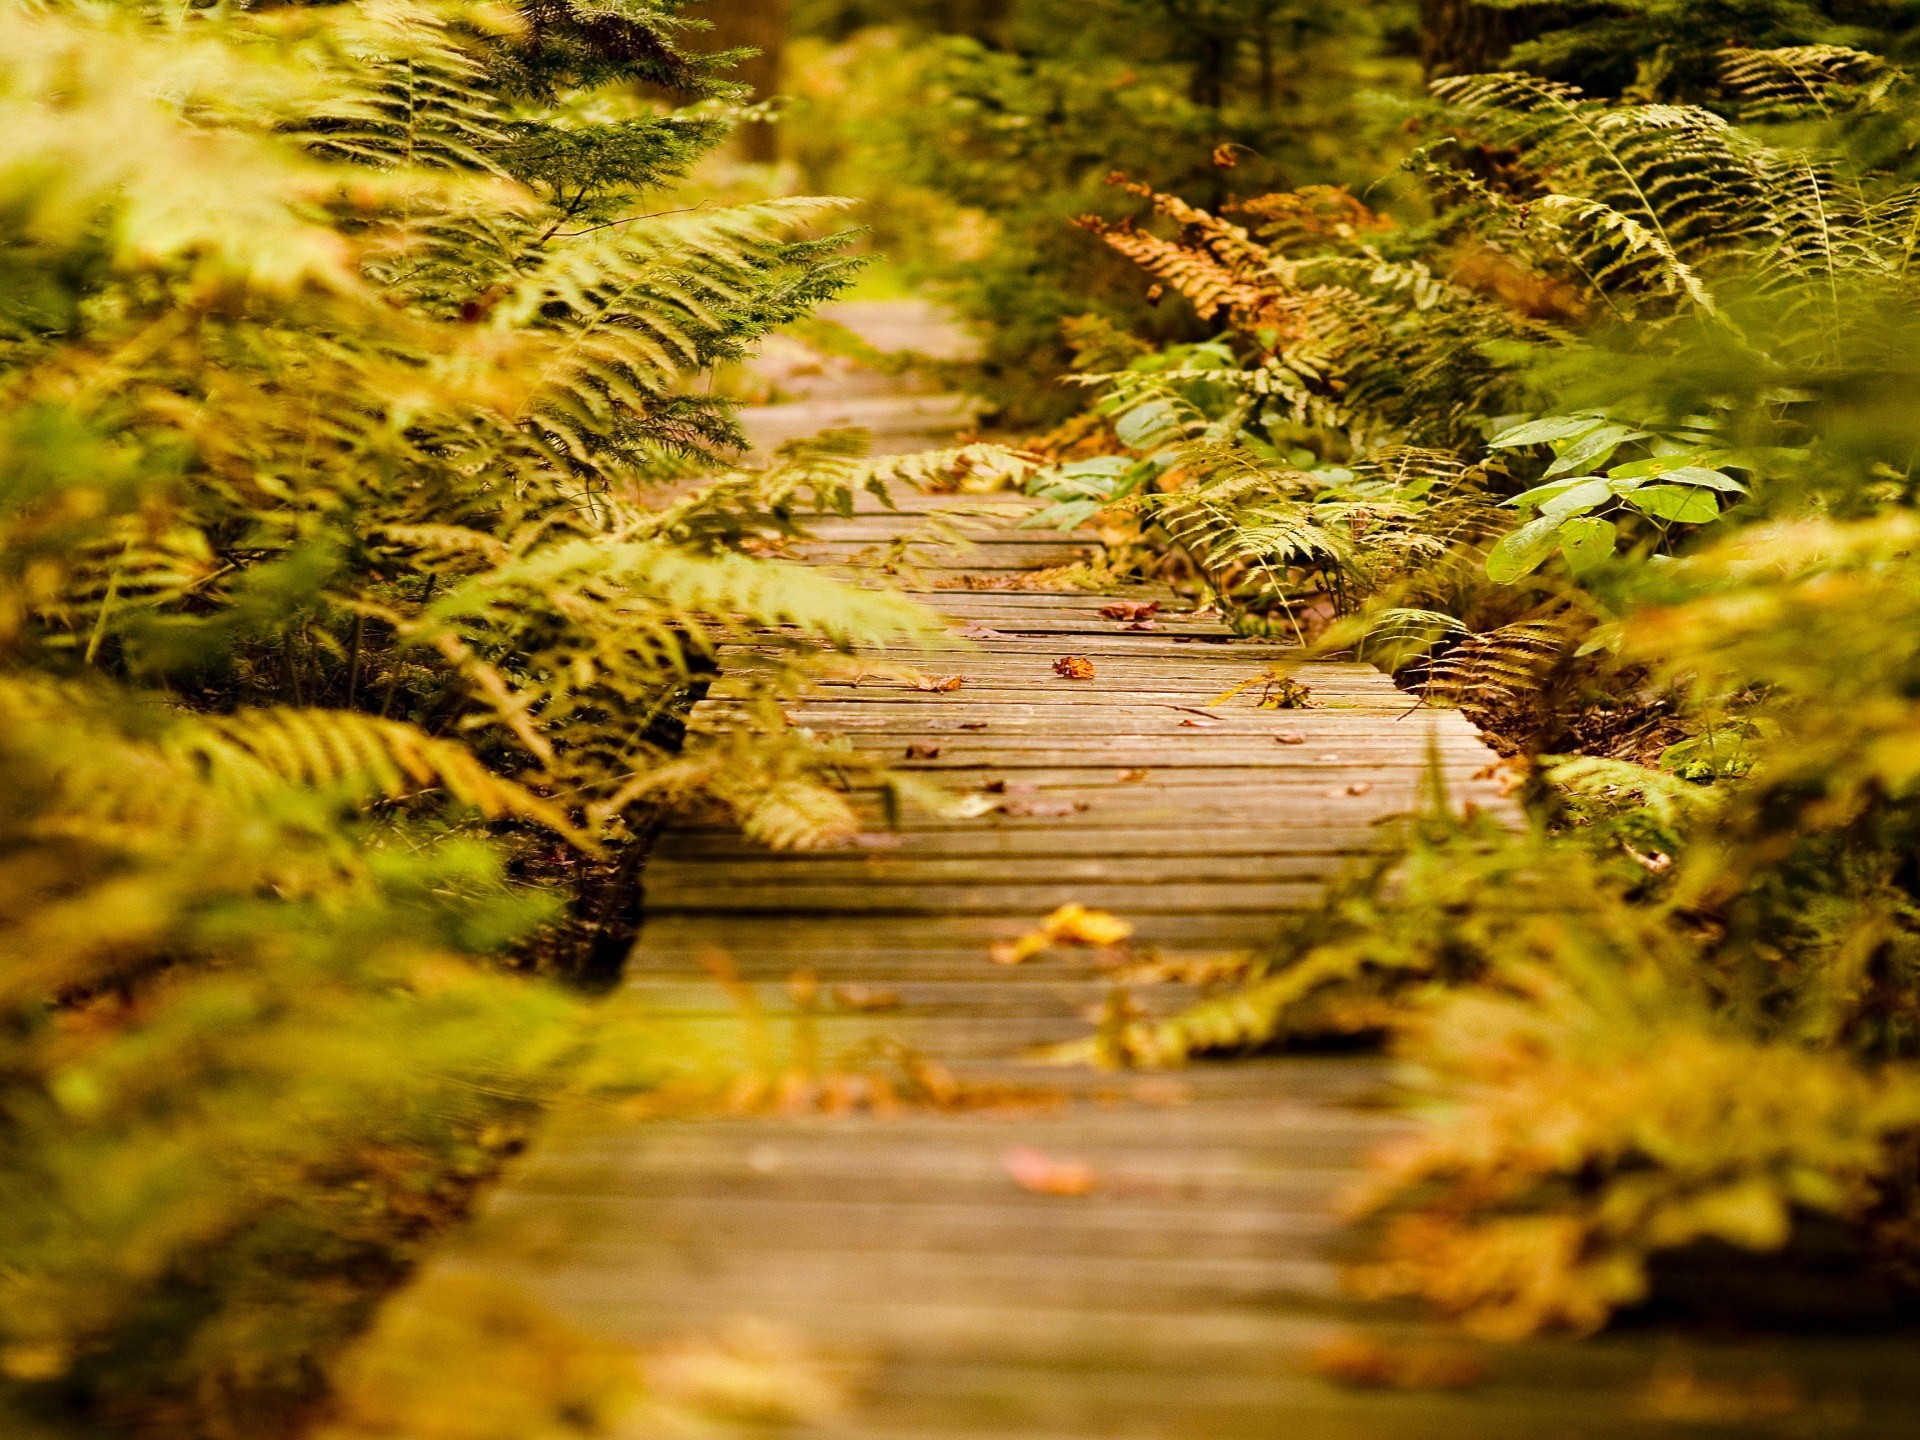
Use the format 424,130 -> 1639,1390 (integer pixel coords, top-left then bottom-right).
987,903 -> 1134,965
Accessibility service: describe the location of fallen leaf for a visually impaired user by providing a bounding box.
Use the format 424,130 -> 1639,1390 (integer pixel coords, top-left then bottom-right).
904,743 -> 942,759
944,794 -> 1002,819
989,902 -> 1133,964
958,720 -> 989,730
1117,767 -> 1150,782
1178,715 -> 1219,729
1307,1334 -> 1488,1392
1002,1145 -> 1099,1197
832,985 -> 903,1012
1053,656 -> 1095,680
956,622 -> 1012,640
911,673 -> 966,692
1049,902 -> 1134,946
1260,675 -> 1316,709
1273,729 -> 1307,745
1326,781 -> 1375,798
1125,619 -> 1158,631
1099,601 -> 1160,621
1001,798 -> 1086,818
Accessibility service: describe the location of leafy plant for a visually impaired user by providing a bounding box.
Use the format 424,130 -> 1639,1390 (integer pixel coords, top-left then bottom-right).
0,1 -> 983,1432
1040,30 -> 1920,1333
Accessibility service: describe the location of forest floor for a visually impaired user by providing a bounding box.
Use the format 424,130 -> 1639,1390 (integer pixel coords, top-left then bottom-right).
420,305 -> 1920,1439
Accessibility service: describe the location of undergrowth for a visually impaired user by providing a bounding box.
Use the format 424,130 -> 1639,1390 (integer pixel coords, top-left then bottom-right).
1023,29 -> 1920,1333
0,2 -> 1018,1434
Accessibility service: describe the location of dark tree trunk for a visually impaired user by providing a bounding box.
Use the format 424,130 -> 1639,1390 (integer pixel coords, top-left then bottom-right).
1418,0 -> 1548,80
939,0 -> 1013,43
704,0 -> 790,163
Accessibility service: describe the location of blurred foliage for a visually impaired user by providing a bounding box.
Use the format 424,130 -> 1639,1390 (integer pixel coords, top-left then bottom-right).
785,0 -> 1423,420
0,0 -> 1019,1433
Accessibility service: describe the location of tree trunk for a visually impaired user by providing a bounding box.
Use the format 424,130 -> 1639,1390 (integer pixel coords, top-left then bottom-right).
704,0 -> 790,163
1418,0 -> 1543,80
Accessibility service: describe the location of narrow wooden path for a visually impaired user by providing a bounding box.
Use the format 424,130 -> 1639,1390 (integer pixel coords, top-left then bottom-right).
434,322 -> 1920,1439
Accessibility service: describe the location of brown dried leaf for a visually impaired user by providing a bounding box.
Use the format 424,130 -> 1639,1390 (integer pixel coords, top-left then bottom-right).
1053,656 -> 1096,680
1002,1145 -> 1099,1197
1261,676 -> 1316,709
904,743 -> 942,759
1099,601 -> 1160,621
958,720 -> 989,730
912,673 -> 966,693
956,623 -> 1012,640
1001,798 -> 1086,818
1274,729 -> 1307,745
1117,767 -> 1150,782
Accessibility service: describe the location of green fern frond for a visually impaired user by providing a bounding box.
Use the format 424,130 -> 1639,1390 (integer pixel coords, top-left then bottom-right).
167,707 -> 582,839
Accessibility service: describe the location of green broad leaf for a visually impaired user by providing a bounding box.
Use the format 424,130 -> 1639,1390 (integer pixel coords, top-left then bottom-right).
1486,515 -> 1563,582
1033,455 -> 1133,502
1558,515 -> 1617,574
1575,624 -> 1624,657
1115,400 -> 1179,450
1607,449 -> 1733,479
1505,476 -> 1600,509
1489,414 -> 1607,449
1021,498 -> 1104,529
1539,478 -> 1613,519
1060,455 -> 1133,478
1656,465 -> 1747,493
1628,484 -> 1721,523
1545,422 -> 1644,477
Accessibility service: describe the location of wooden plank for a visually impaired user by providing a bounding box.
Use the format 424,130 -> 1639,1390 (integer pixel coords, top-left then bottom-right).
644,854 -> 1351,886
659,826 -> 1391,858
646,880 -> 1328,915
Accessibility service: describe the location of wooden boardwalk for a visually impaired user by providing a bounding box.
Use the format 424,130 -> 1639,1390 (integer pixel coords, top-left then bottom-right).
430,334 -> 1920,1438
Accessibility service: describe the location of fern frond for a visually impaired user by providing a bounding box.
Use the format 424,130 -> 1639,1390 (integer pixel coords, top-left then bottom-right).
1718,45 -> 1892,118
1423,621 -> 1570,711
167,708 -> 582,839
